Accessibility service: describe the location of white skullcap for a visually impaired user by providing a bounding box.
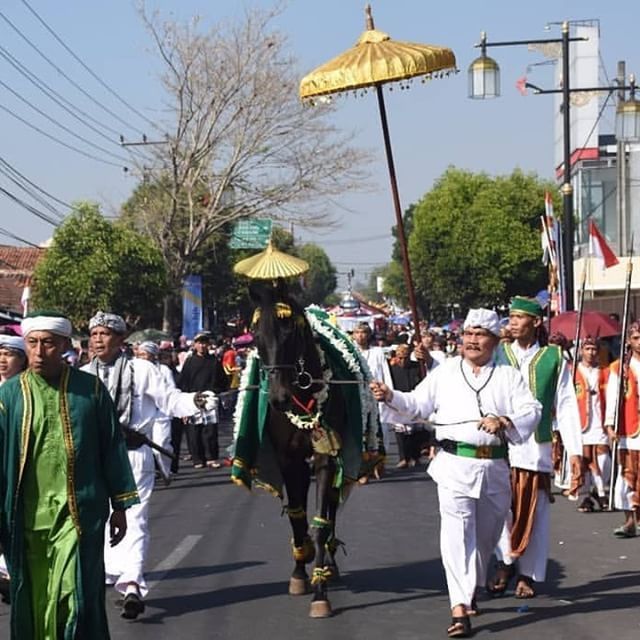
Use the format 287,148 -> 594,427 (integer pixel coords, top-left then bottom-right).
0,335 -> 25,352
138,341 -> 160,356
22,313 -> 72,338
89,311 -> 127,334
463,308 -> 501,337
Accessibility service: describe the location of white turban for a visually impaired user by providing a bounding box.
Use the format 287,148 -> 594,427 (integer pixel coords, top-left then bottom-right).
22,314 -> 72,338
0,335 -> 25,352
138,341 -> 159,356
89,311 -> 127,335
463,308 -> 501,337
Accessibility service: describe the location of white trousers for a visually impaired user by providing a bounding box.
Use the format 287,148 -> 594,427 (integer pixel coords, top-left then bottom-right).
495,489 -> 550,582
438,483 -> 510,609
613,466 -> 634,511
152,416 -> 174,480
105,447 -> 155,598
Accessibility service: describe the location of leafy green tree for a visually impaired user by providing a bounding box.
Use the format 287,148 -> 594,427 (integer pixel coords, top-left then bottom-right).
297,243 -> 337,306
408,167 -> 556,322
32,203 -> 167,331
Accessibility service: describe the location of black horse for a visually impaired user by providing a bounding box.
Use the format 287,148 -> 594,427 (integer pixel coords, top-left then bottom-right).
247,280 -> 349,618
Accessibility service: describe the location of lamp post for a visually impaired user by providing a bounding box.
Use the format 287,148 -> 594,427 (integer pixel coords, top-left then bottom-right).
469,25 -> 640,309
468,23 -> 586,310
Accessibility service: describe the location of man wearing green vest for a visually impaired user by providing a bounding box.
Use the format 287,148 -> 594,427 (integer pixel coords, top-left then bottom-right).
488,297 -> 582,599
0,312 -> 139,639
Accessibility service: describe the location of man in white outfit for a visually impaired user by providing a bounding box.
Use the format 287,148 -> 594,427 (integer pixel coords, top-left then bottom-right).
371,308 -> 540,638
83,312 -> 216,620
137,340 -> 177,485
352,322 -> 393,459
490,296 -> 582,599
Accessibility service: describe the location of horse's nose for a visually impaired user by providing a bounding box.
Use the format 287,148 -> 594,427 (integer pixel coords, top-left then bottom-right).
270,387 -> 291,412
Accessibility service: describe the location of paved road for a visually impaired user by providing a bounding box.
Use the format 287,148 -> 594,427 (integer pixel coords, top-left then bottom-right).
2,422 -> 640,639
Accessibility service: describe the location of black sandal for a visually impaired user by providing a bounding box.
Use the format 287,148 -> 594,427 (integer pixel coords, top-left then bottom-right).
486,560 -> 515,597
447,616 -> 472,638
577,497 -> 594,513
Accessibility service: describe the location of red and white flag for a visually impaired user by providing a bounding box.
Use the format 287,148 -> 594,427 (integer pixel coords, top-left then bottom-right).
588,220 -> 619,270
20,282 -> 31,317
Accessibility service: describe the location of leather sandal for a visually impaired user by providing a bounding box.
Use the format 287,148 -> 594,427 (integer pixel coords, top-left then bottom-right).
447,615 -> 472,638
486,560 -> 515,597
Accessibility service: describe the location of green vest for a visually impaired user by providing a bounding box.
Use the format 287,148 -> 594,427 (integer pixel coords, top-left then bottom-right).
498,343 -> 563,443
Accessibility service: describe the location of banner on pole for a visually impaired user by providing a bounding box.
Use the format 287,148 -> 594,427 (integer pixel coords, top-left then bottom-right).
182,274 -> 203,339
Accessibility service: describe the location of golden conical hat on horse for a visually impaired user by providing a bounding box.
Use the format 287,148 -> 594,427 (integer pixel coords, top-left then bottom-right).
233,240 -> 309,280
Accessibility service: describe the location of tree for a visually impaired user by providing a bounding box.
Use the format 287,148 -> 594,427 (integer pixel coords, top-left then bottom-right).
297,243 -> 337,306
32,203 -> 167,331
408,167 -> 556,322
121,4 -> 370,330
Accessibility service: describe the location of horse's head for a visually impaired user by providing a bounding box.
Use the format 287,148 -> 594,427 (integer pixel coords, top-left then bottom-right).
249,280 -> 316,412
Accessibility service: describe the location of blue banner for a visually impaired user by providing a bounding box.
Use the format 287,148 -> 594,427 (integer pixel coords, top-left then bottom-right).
182,274 -> 203,339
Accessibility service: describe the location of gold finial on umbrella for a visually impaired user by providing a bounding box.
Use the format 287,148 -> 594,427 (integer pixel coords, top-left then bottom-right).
233,240 -> 309,280
299,5 -> 456,341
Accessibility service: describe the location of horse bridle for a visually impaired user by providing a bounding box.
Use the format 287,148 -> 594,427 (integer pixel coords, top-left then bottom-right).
261,358 -> 314,390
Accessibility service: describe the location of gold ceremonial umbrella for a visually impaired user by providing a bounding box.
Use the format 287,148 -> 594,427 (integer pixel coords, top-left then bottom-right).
300,5 -> 456,333
234,240 -> 310,280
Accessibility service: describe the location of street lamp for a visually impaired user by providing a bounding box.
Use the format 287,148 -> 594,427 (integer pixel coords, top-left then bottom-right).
468,22 -> 586,311
616,75 -> 640,142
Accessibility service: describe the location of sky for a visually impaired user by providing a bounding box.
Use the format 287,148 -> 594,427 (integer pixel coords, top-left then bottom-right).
1,0 -> 640,291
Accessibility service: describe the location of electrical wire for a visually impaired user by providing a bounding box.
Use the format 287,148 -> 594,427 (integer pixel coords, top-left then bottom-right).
21,0 -> 162,134
0,155 -> 71,210
0,184 -> 60,227
0,77 -> 131,164
0,165 -> 65,220
0,8 -> 146,137
0,102 -> 126,169
0,225 -> 41,247
0,44 -> 130,144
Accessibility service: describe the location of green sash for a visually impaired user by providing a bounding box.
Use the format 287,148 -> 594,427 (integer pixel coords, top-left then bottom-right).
499,343 -> 562,443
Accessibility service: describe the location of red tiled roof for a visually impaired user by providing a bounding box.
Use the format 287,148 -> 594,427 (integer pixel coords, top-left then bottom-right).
0,245 -> 44,275
0,245 -> 45,315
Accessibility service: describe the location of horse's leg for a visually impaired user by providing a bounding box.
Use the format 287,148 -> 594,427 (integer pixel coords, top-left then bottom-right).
309,453 -> 336,618
282,458 -> 314,595
324,491 -> 342,582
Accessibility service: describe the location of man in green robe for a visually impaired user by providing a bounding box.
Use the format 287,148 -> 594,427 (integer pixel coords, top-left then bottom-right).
0,312 -> 139,640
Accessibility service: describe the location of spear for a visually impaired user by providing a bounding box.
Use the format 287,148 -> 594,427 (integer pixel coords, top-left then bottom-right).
608,239 -> 634,510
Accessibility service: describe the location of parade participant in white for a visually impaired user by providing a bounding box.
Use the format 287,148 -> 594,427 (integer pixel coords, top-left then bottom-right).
490,297 -> 582,599
371,309 -> 541,638
137,340 -> 176,484
352,322 -> 394,453
83,312 -> 216,620
605,322 -> 640,537
575,337 -> 610,512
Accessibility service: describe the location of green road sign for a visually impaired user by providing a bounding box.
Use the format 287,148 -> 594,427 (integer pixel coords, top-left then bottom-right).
229,219 -> 272,249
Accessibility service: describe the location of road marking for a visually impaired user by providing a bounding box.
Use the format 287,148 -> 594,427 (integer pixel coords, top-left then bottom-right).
146,534 -> 203,590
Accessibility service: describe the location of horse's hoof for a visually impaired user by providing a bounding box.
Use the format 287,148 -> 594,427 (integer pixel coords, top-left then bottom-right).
309,600 -> 332,618
289,577 -> 310,595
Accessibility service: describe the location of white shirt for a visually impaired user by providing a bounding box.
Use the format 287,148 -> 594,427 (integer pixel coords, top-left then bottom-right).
386,355 -> 541,498
501,342 -> 582,471
83,357 -> 197,437
358,344 -> 394,422
605,357 -> 640,450
577,363 -> 608,445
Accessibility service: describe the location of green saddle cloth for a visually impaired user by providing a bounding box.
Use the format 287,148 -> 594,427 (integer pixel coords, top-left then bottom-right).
230,306 -> 379,497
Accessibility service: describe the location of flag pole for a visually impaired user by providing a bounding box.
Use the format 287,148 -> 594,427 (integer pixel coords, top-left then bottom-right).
571,264 -> 587,385
608,239 -> 634,510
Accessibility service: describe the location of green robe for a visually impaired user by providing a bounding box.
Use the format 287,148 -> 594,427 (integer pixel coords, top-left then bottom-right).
0,365 -> 139,640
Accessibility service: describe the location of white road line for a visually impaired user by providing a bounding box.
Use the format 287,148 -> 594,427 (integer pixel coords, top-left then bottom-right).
146,534 -> 203,590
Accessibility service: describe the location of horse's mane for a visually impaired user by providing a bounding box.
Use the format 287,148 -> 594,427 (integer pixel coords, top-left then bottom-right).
250,280 -> 306,334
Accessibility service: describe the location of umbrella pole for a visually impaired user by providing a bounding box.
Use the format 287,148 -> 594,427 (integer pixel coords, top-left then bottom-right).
374,84 -> 422,341
571,265 -> 587,385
